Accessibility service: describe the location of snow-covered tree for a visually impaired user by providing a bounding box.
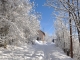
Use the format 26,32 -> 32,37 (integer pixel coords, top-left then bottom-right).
46,0 -> 80,44
45,0 -> 80,59
54,15 -> 70,51
45,33 -> 53,43
0,0 -> 40,46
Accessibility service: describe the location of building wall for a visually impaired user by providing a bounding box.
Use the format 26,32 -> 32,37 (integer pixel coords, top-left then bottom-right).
37,30 -> 45,42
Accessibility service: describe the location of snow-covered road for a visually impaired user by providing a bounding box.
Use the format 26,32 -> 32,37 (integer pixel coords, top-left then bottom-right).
0,41 -> 73,60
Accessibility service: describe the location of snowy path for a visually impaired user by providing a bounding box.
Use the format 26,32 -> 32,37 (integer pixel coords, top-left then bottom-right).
31,42 -> 73,60
0,42 -> 73,60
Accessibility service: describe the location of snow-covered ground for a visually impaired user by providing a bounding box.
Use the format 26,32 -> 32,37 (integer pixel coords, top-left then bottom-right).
0,40 -> 73,60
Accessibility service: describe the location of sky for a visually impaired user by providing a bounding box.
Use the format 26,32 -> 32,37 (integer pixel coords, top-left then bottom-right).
30,0 -> 55,35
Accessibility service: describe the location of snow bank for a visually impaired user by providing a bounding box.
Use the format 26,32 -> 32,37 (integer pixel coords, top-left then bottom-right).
34,40 -> 47,45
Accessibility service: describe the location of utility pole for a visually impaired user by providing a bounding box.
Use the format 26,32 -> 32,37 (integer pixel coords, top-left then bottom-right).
68,0 -> 73,58
69,13 -> 73,58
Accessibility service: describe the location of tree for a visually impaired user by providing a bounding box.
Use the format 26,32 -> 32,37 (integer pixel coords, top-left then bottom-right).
45,32 -> 53,42
46,0 -> 80,44
0,0 -> 40,46
45,0 -> 80,58
54,16 -> 70,51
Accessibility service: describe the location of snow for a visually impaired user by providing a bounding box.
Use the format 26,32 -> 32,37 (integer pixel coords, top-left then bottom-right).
0,41 -> 73,60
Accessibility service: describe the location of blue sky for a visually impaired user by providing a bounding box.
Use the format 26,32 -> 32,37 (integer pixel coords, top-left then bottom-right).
30,0 -> 55,35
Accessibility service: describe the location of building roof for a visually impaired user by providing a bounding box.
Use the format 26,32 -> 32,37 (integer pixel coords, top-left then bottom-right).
38,30 -> 45,36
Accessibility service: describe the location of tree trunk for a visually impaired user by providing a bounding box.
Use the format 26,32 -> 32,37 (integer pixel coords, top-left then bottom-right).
77,28 -> 80,43
77,0 -> 80,44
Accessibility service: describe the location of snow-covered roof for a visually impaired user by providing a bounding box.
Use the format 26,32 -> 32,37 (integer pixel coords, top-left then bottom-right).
38,30 -> 45,36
